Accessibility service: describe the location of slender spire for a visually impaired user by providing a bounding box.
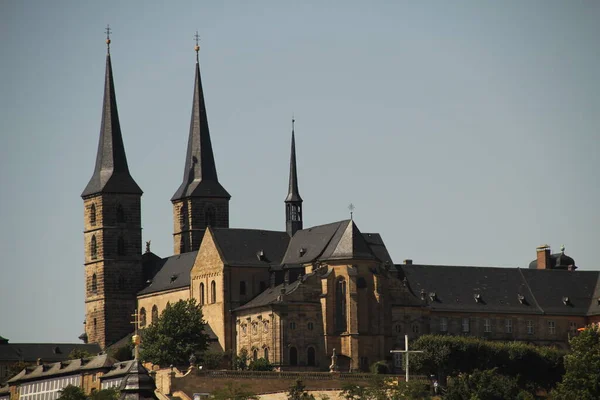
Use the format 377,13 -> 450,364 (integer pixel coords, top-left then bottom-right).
285,117 -> 303,236
82,32 -> 142,197
171,37 -> 230,201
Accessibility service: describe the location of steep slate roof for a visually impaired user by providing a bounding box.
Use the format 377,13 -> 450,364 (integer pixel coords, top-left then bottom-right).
212,228 -> 290,267
81,54 -> 142,197
285,129 -> 302,203
363,233 -> 393,264
171,56 -> 229,200
118,360 -> 158,400
137,251 -> 198,295
0,343 -> 101,363
234,279 -> 303,311
7,353 -> 114,383
401,264 -> 600,316
520,269 -> 599,316
283,220 -> 377,264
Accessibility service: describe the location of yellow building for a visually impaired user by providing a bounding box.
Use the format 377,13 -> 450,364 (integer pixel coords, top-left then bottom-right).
81,39 -> 600,371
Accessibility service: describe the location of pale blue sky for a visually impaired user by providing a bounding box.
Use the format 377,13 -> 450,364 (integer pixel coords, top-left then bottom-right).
1,1 -> 599,342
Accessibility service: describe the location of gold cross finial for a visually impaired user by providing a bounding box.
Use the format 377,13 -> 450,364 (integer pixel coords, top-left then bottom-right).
194,31 -> 200,61
105,24 -> 112,54
131,310 -> 141,360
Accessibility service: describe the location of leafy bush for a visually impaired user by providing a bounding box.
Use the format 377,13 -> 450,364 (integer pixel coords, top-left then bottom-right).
248,357 -> 274,371
445,369 -> 535,400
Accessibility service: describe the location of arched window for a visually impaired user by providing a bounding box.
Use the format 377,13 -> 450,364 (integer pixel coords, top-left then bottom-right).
335,278 -> 347,332
116,204 -> 125,223
357,277 -> 367,289
180,237 -> 186,254
118,274 -> 125,289
307,347 -> 316,366
240,281 -> 247,296
151,305 -> 158,324
289,347 -> 298,366
253,349 -> 258,361
91,273 -> 97,293
263,321 -> 269,332
117,236 -> 126,256
179,204 -> 188,229
205,206 -> 216,227
200,283 -> 205,305
264,347 -> 269,361
89,204 -> 96,226
93,318 -> 97,333
90,235 -> 98,260
139,308 -> 147,327
211,281 -> 216,304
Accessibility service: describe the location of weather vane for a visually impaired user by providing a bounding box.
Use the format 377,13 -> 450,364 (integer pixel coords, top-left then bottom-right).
105,24 -> 112,54
348,203 -> 355,220
194,31 -> 200,60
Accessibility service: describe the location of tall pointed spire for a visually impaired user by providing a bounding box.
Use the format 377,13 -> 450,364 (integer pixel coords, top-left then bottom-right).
171,37 -> 230,201
82,29 -> 142,197
285,117 -> 303,236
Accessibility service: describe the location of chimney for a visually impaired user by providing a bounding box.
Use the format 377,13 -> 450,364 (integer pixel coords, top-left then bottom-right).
403,259 -> 413,265
536,245 -> 551,269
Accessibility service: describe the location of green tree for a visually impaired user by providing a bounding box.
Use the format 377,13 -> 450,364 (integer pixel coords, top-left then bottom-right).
57,385 -> 87,400
247,357 -> 274,371
210,382 -> 258,400
109,342 -> 134,362
287,379 -> 316,400
140,299 -> 209,367
201,351 -> 225,370
89,388 -> 120,400
68,348 -> 94,360
444,369 -> 534,400
233,349 -> 249,370
551,325 -> 600,400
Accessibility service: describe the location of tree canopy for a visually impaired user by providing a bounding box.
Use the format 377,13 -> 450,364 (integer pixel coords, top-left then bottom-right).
140,298 -> 209,367
551,325 -> 600,400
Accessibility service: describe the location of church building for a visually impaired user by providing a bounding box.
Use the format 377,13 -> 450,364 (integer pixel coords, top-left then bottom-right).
81,36 -> 600,372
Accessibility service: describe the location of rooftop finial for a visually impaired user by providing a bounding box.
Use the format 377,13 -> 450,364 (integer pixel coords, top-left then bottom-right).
292,114 -> 295,132
194,31 -> 200,61
348,203 -> 355,220
560,244 -> 565,253
105,24 -> 112,54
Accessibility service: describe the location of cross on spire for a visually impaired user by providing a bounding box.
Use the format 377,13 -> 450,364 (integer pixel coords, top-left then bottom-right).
194,31 -> 200,61
105,24 -> 112,54
348,203 -> 355,220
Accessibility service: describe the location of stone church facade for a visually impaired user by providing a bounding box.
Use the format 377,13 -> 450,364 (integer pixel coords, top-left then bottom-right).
81,40 -> 600,371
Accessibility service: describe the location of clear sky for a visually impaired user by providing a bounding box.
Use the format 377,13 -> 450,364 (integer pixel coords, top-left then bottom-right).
1,1 -> 599,343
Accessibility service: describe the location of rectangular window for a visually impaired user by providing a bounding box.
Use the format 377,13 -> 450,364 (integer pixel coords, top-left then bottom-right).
412,324 -> 419,333
440,317 -> 448,332
527,320 -> 534,335
462,317 -> 470,333
484,318 -> 491,333
569,321 -> 577,334
505,319 -> 513,333
548,320 -> 556,334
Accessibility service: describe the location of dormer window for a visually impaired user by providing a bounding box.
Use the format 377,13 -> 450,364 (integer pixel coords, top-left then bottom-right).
474,293 -> 482,303
518,294 -> 526,304
429,292 -> 437,302
299,248 -> 306,257
420,289 -> 426,301
257,249 -> 266,261
562,296 -> 571,306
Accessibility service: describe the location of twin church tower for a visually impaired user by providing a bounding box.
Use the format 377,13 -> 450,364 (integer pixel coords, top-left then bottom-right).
80,36 -> 304,347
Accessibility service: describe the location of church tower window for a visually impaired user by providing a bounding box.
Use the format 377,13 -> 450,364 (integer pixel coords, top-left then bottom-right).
205,206 -> 216,227
240,281 -> 247,296
139,308 -> 146,327
116,204 -> 125,223
151,305 -> 158,324
117,236 -> 126,256
90,236 -> 98,260
335,278 -> 347,332
264,347 -> 269,361
200,283 -> 205,304
307,347 -> 316,366
211,281 -> 216,303
93,318 -> 97,333
180,237 -> 186,254
91,273 -> 97,293
253,349 -> 258,361
90,204 -> 96,226
289,347 -> 298,366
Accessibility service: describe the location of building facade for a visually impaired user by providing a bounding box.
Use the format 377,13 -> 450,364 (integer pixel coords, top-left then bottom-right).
81,39 -> 600,371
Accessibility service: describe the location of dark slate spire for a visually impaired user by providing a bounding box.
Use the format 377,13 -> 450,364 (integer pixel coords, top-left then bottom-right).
81,42 -> 142,198
118,360 -> 158,400
171,44 -> 230,201
285,118 -> 303,236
